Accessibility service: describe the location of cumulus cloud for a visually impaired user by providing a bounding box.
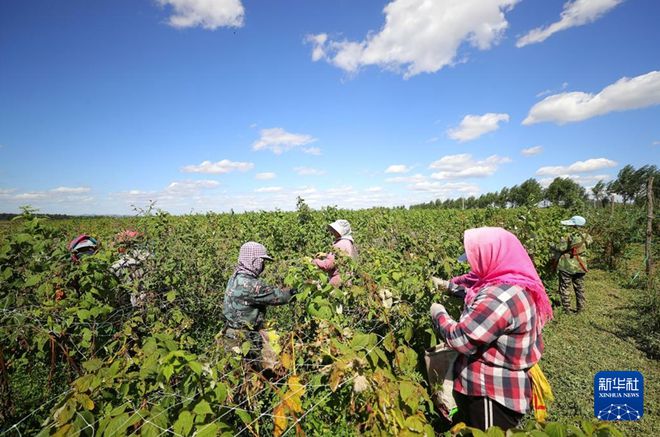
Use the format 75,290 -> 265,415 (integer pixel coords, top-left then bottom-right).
255,172 -> 276,180
539,174 -> 613,188
536,158 -> 617,176
181,159 -> 254,174
385,164 -> 411,174
157,0 -> 244,30
521,146 -> 543,156
523,71 -> 660,125
366,186 -> 383,192
255,186 -> 283,193
429,154 -> 511,179
517,0 -> 623,47
447,113 -> 509,142
308,0 -> 519,78
252,128 -> 318,154
294,167 -> 326,176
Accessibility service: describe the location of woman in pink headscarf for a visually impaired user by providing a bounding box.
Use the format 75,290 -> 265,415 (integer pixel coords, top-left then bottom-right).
430,227 -> 553,431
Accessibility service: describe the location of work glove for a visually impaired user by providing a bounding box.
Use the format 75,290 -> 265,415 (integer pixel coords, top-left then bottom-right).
431,276 -> 450,291
430,303 -> 446,320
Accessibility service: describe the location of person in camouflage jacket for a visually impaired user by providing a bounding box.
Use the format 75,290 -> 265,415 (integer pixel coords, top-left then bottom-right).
222,242 -> 295,365
552,216 -> 593,313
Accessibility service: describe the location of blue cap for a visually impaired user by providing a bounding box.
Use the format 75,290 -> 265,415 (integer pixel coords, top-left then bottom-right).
560,215 -> 586,227
457,253 -> 468,263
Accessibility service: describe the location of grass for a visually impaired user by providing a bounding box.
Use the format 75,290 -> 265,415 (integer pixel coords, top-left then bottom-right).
541,269 -> 659,436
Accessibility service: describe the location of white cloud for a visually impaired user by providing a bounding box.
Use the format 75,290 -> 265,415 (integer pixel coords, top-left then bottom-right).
539,174 -> 613,188
255,172 -> 276,180
301,146 -> 322,155
429,154 -> 511,179
166,180 -> 219,192
51,186 -> 91,194
252,128 -> 318,155
3,186 -> 97,207
653,141 -> 660,146
156,0 -> 244,30
407,181 -> 480,196
521,146 -> 543,156
385,164 -> 411,174
536,158 -> 617,176
181,159 -> 254,174
294,167 -> 326,176
111,179 -> 220,212
523,71 -> 660,125
426,137 -> 440,143
14,192 -> 48,200
447,113 -> 509,142
255,186 -> 283,193
517,0 -> 623,47
385,173 -> 427,184
366,186 -> 383,192
308,0 -> 519,78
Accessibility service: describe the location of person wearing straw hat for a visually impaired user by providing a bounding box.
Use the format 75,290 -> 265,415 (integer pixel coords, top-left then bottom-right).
313,219 -> 358,286
552,215 -> 592,314
222,242 -> 297,367
429,227 -> 553,431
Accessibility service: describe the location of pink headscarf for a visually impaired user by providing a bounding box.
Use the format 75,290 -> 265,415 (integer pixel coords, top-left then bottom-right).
463,227 -> 553,328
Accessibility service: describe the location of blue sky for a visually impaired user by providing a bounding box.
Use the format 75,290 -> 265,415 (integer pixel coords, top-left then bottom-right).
1,0 -> 658,214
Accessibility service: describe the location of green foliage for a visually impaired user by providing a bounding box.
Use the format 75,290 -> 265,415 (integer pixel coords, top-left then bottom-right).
447,419 -> 623,436
0,207 -> 634,436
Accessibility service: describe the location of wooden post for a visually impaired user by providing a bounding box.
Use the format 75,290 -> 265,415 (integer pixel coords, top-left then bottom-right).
646,176 -> 654,290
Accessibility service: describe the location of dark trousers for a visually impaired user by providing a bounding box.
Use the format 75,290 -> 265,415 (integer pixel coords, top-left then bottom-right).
453,391 -> 524,431
558,271 -> 586,312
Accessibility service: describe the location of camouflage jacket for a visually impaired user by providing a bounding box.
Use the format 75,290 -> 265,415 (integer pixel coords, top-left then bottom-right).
223,273 -> 293,330
553,230 -> 593,274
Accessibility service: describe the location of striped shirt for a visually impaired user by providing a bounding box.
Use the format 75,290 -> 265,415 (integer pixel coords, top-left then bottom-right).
432,284 -> 543,413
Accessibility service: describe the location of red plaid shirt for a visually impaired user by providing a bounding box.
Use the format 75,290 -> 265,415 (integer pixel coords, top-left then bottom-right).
433,284 -> 543,413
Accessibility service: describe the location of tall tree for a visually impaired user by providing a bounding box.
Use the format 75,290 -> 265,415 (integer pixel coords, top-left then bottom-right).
591,180 -> 606,206
544,177 -> 587,209
517,178 -> 543,207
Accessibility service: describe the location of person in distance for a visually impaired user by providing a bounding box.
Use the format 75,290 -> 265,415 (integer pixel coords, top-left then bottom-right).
312,219 -> 358,286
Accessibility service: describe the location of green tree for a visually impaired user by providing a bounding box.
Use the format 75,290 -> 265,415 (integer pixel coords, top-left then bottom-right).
514,178 -> 543,207
544,177 -> 587,209
591,180 -> 606,207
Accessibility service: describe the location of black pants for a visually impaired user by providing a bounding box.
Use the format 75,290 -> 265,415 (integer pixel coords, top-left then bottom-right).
453,391 -> 524,431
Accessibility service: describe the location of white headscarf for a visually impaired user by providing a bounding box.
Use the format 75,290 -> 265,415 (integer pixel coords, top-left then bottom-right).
328,219 -> 354,242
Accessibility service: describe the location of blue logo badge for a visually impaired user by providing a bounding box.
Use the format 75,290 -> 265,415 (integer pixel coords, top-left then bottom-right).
594,371 -> 644,421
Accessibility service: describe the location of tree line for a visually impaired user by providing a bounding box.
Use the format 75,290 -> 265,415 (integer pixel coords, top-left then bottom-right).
411,164 -> 658,210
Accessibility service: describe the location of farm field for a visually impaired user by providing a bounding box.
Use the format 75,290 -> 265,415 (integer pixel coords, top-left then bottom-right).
0,205 -> 657,436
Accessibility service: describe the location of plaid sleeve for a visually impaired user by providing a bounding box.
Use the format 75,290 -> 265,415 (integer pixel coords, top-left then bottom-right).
434,293 -> 511,355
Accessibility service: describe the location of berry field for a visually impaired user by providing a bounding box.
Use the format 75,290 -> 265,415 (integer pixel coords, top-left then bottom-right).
0,205 -> 657,436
